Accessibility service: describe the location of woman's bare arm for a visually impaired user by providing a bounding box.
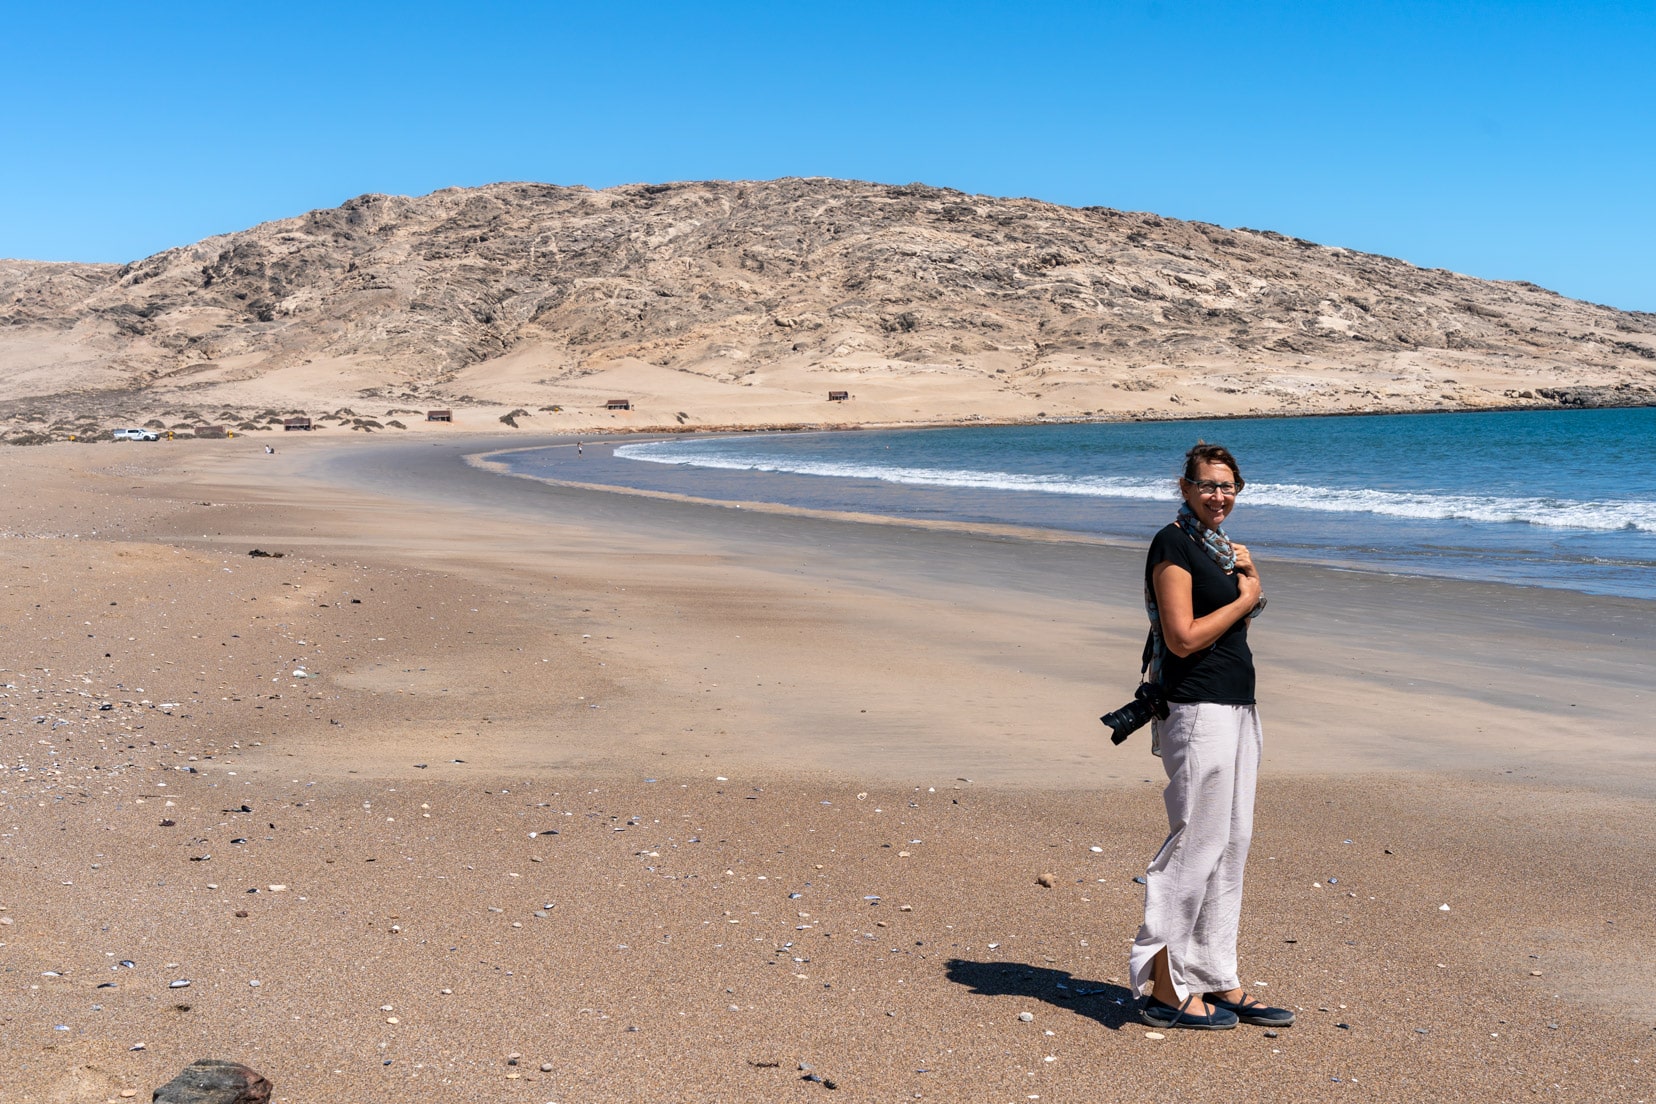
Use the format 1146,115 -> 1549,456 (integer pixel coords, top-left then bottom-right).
1152,559 -> 1262,658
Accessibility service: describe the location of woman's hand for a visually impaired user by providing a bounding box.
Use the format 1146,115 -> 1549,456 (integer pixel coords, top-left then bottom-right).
1232,542 -> 1263,604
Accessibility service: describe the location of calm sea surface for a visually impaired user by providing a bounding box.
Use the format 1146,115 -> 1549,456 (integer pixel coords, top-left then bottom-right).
504,409 -> 1656,599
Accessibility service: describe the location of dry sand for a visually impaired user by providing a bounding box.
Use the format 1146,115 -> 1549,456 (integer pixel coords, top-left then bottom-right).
1,434 -> 1651,1103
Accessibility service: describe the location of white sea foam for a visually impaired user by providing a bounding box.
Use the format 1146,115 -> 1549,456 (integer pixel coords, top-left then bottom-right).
613,441 -> 1656,534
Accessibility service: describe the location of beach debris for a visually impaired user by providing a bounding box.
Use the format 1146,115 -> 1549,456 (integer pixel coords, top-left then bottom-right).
1144,1031 -> 1165,1040
168,979 -> 192,989
1019,1011 -> 1035,1022
1132,875 -> 1147,885
1036,873 -> 1056,888
1439,904 -> 1451,911
245,549 -> 283,559
152,1058 -> 271,1104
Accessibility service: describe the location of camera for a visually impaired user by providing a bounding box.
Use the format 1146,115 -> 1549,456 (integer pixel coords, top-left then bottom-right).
1101,683 -> 1167,745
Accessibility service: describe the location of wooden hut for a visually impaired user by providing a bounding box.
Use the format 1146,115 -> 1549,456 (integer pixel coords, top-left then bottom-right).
605,399 -> 632,411
827,391 -> 850,402
196,425 -> 229,438
282,416 -> 312,431
426,409 -> 452,422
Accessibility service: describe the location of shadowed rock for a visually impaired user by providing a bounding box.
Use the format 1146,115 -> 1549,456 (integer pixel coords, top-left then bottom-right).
152,1059 -> 271,1104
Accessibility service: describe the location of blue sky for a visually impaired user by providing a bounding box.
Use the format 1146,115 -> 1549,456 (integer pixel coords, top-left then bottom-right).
3,1 -> 1652,311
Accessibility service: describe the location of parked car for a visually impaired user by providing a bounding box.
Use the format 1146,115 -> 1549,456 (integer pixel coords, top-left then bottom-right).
112,428 -> 160,441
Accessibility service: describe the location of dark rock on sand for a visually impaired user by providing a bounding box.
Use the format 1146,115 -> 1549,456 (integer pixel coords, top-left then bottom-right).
153,1059 -> 271,1104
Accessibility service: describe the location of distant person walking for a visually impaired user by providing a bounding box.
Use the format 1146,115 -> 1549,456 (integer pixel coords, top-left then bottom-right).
576,440 -> 583,458
1129,442 -> 1292,1032
264,444 -> 275,455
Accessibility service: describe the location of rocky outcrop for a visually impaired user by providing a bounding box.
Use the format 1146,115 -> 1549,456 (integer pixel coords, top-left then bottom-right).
1,178 -> 1651,430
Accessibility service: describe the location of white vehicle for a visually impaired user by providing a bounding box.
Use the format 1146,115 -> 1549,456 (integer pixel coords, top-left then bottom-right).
112,428 -> 160,441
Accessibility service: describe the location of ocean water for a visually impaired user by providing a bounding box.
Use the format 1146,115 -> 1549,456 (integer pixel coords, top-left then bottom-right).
537,408 -> 1656,599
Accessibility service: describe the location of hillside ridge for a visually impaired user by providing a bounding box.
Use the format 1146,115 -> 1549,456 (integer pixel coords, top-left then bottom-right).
1,177 -> 1651,439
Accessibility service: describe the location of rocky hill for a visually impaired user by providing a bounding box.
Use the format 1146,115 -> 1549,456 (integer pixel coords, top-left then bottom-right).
2,178 -> 1652,439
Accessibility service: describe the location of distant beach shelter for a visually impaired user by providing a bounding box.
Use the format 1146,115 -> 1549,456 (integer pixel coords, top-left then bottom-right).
197,425 -> 229,438
426,409 -> 452,422
605,399 -> 632,411
827,390 -> 850,402
282,416 -> 312,431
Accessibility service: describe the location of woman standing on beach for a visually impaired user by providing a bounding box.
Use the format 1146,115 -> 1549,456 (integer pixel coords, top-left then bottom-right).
1129,442 -> 1294,1031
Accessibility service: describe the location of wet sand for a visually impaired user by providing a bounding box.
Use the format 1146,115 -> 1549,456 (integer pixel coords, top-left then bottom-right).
1,435 -> 1651,1103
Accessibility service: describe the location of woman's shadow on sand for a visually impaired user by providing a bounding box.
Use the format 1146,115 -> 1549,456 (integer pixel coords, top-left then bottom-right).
945,959 -> 1140,1030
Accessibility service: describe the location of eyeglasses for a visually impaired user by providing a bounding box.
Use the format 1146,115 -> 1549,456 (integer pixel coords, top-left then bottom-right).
1191,480 -> 1240,497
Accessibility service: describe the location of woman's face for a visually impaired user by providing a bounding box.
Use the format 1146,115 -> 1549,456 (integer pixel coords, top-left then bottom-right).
1180,459 -> 1239,530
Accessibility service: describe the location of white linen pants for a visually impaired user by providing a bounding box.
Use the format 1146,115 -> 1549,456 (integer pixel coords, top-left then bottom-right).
1129,701 -> 1262,1001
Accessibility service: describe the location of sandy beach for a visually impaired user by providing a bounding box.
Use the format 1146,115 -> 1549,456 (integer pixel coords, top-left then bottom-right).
2,433 -> 1652,1103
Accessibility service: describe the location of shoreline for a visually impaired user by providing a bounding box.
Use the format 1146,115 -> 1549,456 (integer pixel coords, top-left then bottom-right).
476,419 -> 1656,604
1,436 -> 1652,1101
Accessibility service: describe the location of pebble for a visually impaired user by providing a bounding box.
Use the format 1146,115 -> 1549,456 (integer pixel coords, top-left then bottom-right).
1132,876 -> 1147,885
167,980 -> 191,989
1036,873 -> 1056,887
1144,1031 -> 1165,1040
1018,1011 -> 1034,1022
540,1062 -> 554,1072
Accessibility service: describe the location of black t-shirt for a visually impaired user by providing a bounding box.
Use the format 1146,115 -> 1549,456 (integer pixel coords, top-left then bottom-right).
1145,523 -> 1255,705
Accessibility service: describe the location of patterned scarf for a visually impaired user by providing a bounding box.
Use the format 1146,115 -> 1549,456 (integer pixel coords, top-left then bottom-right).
1142,502 -> 1266,686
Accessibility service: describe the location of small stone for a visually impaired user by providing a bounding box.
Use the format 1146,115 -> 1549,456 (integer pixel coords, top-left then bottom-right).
168,979 -> 191,989
1036,873 -> 1056,888
1144,1031 -> 1165,1040
1439,904 -> 1451,911
540,1063 -> 554,1072
1132,876 -> 1147,885
1263,1030 -> 1278,1038
1018,1011 -> 1034,1022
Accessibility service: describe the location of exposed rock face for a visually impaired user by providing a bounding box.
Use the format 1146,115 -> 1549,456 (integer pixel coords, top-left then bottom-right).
1,178 -> 1651,430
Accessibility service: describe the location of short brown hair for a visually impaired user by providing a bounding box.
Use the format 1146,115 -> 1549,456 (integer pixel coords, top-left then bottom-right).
1182,441 -> 1244,490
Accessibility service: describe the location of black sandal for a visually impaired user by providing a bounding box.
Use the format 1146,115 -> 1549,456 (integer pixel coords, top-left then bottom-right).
1205,990 -> 1294,1027
1142,994 -> 1239,1030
